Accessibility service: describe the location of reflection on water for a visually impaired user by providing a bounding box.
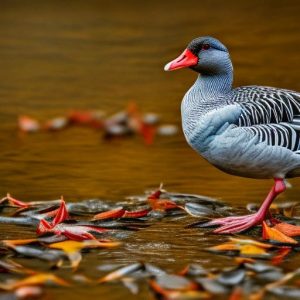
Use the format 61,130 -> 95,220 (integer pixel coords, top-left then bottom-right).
1,0 -> 300,298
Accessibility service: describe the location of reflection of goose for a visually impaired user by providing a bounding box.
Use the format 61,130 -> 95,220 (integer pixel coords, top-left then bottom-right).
165,36 -> 300,234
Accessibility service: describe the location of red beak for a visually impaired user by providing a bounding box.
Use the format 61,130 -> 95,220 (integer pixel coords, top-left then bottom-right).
164,49 -> 198,71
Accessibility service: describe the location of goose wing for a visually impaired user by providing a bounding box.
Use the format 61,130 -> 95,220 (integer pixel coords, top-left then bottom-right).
232,86 -> 300,152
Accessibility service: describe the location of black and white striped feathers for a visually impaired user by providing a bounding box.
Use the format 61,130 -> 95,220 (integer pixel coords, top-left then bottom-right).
232,86 -> 300,153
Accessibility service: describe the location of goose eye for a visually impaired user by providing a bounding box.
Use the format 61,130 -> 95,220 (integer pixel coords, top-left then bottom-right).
202,44 -> 210,50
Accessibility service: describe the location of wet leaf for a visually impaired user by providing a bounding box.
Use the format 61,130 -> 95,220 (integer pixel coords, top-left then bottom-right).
92,207 -> 125,221
196,278 -> 229,294
217,268 -> 246,286
178,264 -> 208,277
274,222 -> 300,237
49,239 -> 120,270
269,286 -> 300,298
239,244 -> 270,258
144,263 -> 167,277
0,273 -> 70,290
122,208 -> 151,218
272,247 -> 292,265
149,199 -> 178,211
51,198 -> 69,226
262,221 -> 298,244
183,203 -> 215,217
98,262 -> 144,283
0,194 -> 29,208
155,274 -> 197,291
0,259 -> 35,275
9,245 -> 64,265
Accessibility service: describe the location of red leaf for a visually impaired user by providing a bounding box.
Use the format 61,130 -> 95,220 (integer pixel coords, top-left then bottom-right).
148,184 -> 164,200
52,198 -> 69,226
92,207 -> 125,221
272,247 -> 292,265
6,194 -> 29,208
123,208 -> 151,218
36,219 -> 52,235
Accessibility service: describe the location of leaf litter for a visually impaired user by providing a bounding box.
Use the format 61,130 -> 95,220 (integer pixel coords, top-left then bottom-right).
2,185 -> 300,299
17,103 -> 178,145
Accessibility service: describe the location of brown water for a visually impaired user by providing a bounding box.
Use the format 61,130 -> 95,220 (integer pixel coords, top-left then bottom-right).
1,0 -> 300,299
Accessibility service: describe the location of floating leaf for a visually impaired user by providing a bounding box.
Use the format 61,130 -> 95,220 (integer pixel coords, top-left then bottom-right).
271,247 -> 292,265
123,208 -> 151,218
49,239 -> 120,270
0,194 -> 29,208
262,221 -> 298,244
92,207 -> 125,221
51,198 -> 69,226
18,116 -> 40,133
0,273 -> 70,290
149,199 -> 178,211
0,259 -> 35,275
216,268 -> 246,286
274,222 -> 300,237
98,262 -> 144,283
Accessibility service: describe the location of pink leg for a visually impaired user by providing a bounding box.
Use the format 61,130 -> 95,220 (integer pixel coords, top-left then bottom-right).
204,178 -> 286,234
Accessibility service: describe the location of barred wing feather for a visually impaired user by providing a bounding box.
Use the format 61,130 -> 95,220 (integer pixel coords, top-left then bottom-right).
232,86 -> 300,152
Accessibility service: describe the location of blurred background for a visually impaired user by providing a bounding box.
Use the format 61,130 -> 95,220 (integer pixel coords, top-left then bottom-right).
0,0 -> 300,206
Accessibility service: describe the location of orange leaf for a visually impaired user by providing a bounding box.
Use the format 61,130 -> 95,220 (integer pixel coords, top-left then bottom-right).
0,273 -> 70,290
208,242 -> 239,252
272,247 -> 292,265
92,207 -> 125,221
2,239 -> 38,248
274,222 -> 300,237
262,221 -> 297,244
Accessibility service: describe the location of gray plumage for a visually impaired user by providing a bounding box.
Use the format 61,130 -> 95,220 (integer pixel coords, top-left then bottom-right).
178,37 -> 300,179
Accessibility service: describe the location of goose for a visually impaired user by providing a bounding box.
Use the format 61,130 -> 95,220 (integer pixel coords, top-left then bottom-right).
165,36 -> 300,233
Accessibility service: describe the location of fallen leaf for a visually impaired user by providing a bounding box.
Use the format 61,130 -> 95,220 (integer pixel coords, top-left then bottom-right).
0,273 -> 70,290
92,207 -> 125,221
262,221 -> 298,244
274,222 -> 300,237
49,239 -> 120,270
98,262 -> 144,283
18,116 -> 40,133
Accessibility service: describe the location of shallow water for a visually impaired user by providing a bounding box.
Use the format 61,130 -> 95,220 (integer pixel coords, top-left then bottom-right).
1,0 -> 300,299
